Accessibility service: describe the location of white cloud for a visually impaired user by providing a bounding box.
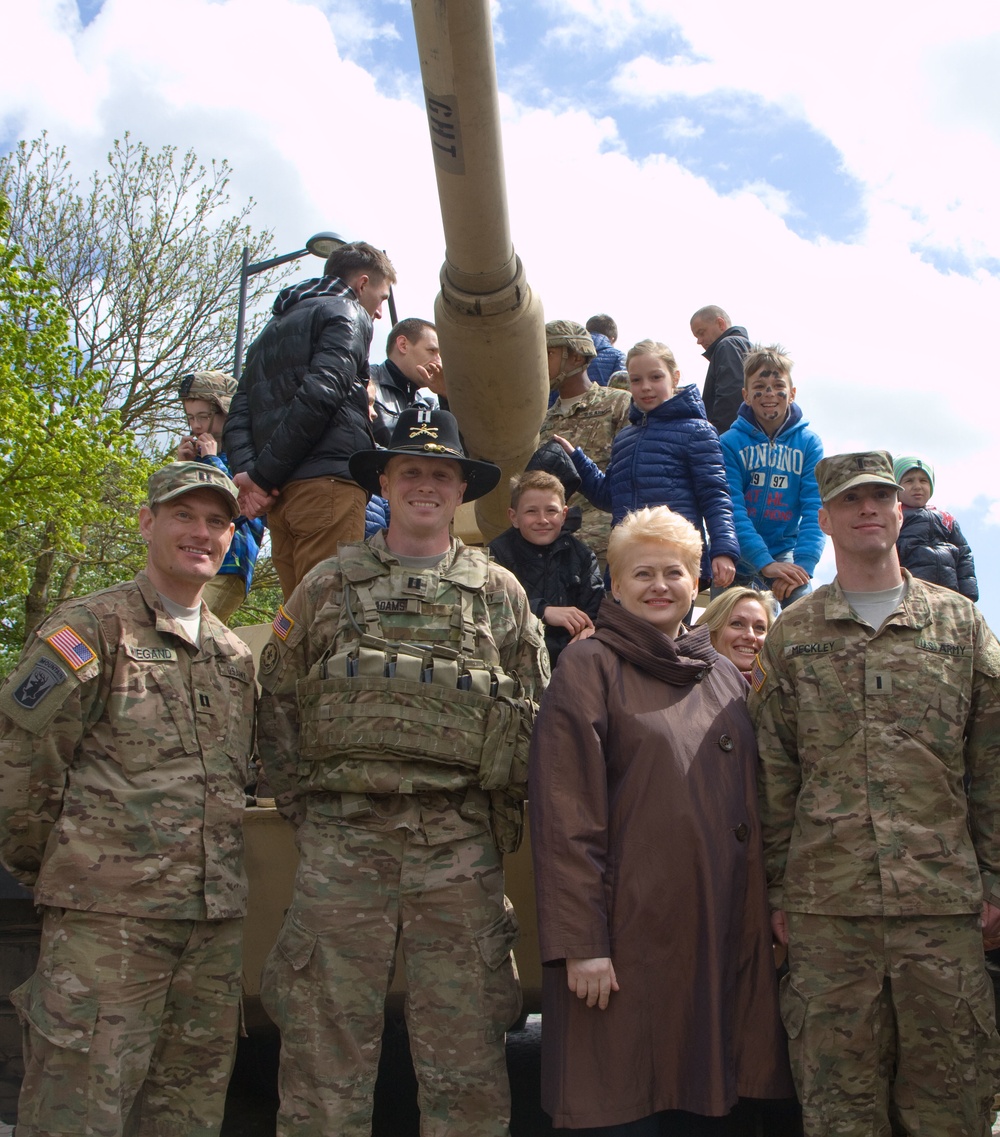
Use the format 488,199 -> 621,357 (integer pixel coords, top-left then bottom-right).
2,0 -> 999,619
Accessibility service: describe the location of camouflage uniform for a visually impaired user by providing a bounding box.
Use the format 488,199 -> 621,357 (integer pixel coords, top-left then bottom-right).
749,572 -> 1000,1135
0,571 -> 255,1137
538,384 -> 630,572
257,531 -> 548,1137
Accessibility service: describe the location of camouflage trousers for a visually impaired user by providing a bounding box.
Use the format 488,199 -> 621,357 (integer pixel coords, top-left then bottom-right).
260,819 -> 522,1137
781,912 -> 1000,1136
11,907 -> 242,1137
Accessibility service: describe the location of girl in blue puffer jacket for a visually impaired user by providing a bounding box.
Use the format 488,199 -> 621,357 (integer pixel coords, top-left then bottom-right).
553,339 -> 739,587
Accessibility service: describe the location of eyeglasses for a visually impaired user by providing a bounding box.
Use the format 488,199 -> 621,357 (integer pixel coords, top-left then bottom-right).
187,411 -> 218,427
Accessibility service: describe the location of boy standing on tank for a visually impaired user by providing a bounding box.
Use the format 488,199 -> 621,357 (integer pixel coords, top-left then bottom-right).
719,345 -> 824,607
490,470 -> 603,667
893,455 -> 979,601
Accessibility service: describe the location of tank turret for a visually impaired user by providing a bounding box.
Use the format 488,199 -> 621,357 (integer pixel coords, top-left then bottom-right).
411,0 -> 548,541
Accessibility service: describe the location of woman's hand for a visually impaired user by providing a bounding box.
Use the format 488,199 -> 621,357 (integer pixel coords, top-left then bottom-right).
566,956 -> 619,1009
711,555 -> 736,589
551,434 -> 575,456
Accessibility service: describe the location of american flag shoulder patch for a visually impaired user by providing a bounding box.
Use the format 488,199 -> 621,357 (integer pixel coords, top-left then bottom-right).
272,605 -> 294,641
749,654 -> 767,693
45,625 -> 97,671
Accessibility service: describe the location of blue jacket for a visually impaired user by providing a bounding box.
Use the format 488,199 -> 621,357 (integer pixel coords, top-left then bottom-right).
897,506 -> 978,601
588,333 -> 627,387
199,454 -> 265,592
719,403 -> 824,575
571,384 -> 740,578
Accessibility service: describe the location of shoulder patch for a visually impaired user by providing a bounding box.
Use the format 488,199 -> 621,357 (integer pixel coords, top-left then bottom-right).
272,605 -> 294,641
12,658 -> 66,709
750,654 -> 767,693
260,642 -> 279,676
45,625 -> 97,670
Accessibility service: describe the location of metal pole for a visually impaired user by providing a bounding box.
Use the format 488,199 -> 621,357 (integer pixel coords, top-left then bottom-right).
233,245 -> 250,380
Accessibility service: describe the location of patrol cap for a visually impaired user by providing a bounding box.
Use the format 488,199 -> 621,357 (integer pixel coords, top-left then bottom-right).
545,320 -> 597,360
893,454 -> 935,493
815,450 -> 902,504
178,370 -> 238,413
349,407 -> 501,503
147,462 -> 241,518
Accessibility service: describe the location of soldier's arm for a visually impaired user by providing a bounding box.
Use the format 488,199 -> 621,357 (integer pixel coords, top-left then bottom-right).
491,569 -> 550,704
0,610 -> 106,884
256,578 -> 335,827
964,614 -> 1000,905
747,636 -> 801,911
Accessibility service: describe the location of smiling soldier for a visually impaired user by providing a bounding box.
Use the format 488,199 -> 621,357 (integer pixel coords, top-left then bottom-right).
749,450 -> 1000,1136
255,406 -> 548,1137
0,462 -> 256,1137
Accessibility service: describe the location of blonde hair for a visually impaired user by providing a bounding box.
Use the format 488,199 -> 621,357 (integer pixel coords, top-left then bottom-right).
701,587 -> 777,644
509,469 -> 565,509
607,506 -> 702,581
625,339 -> 679,377
743,344 -> 793,382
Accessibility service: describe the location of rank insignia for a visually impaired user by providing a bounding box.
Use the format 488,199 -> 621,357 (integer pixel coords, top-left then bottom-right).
45,626 -> 97,670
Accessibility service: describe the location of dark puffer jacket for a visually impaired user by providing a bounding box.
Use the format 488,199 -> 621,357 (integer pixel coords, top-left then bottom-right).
571,384 -> 740,580
489,527 -> 604,665
897,506 -> 979,601
225,288 -> 374,493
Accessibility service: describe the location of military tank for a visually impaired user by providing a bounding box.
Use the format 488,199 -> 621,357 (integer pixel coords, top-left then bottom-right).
239,0 -> 549,1031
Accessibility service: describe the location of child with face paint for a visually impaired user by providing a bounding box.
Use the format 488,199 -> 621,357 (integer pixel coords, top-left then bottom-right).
718,345 -> 825,607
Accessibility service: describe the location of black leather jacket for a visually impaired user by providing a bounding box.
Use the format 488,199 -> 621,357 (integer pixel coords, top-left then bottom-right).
225,293 -> 375,491
369,359 -> 434,440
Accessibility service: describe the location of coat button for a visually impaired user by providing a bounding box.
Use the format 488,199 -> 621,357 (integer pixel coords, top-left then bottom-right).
734,822 -> 749,842
719,734 -> 734,751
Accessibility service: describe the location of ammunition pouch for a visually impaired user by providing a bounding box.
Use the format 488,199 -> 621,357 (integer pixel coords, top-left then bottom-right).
296,635 -> 533,798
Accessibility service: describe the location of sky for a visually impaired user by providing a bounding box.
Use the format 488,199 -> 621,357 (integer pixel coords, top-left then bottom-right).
3,0 -> 1000,626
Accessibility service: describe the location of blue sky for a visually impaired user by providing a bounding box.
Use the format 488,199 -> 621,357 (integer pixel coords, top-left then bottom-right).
4,0 -> 1000,624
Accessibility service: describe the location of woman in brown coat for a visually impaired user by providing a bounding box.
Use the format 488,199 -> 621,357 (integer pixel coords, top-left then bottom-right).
529,506 -> 792,1135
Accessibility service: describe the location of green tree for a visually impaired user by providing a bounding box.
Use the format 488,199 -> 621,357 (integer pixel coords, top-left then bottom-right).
0,134 -> 280,653
0,197 -> 150,660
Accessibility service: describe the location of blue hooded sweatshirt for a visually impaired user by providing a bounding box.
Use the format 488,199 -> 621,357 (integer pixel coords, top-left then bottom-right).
718,402 -> 824,575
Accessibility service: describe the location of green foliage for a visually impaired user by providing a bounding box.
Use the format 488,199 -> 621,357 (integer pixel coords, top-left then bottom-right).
0,198 -> 151,653
0,134 -> 279,658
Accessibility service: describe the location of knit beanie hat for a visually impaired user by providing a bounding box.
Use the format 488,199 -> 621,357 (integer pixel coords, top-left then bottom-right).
892,455 -> 934,494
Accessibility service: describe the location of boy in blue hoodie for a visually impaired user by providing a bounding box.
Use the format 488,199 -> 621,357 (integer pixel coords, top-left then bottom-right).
719,345 -> 824,606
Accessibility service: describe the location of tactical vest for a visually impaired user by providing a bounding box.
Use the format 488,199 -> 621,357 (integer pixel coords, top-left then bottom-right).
295,543 -> 533,819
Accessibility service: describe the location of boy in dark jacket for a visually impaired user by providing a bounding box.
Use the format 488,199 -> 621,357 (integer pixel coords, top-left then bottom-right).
893,455 -> 979,601
490,471 -> 603,666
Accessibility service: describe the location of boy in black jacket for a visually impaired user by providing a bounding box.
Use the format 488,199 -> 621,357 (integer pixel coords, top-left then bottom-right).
490,471 -> 604,666
893,454 -> 979,601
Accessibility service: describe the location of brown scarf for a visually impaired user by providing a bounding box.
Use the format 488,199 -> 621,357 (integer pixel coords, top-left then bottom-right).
592,595 -> 717,686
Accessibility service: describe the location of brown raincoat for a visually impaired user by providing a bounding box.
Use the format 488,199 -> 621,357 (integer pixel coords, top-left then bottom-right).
529,598 -> 792,1129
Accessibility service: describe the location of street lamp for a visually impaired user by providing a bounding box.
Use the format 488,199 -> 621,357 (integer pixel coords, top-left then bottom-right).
232,231 -> 345,379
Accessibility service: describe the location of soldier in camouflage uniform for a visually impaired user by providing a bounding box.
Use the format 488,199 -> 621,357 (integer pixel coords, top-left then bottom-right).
749,450 -> 1000,1136
257,407 -> 548,1137
537,320 -> 630,573
0,462 -> 256,1137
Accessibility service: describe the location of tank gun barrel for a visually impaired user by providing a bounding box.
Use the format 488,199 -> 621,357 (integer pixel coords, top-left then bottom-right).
411,0 -> 548,540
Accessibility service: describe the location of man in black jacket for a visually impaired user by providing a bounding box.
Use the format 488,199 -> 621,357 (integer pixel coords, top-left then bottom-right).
368,317 -> 441,441
224,242 -> 396,600
690,304 -> 751,436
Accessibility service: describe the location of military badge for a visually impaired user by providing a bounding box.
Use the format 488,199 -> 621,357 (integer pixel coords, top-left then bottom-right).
260,642 -> 279,676
750,655 -> 767,693
272,605 -> 294,641
45,625 -> 97,670
13,658 -> 67,709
